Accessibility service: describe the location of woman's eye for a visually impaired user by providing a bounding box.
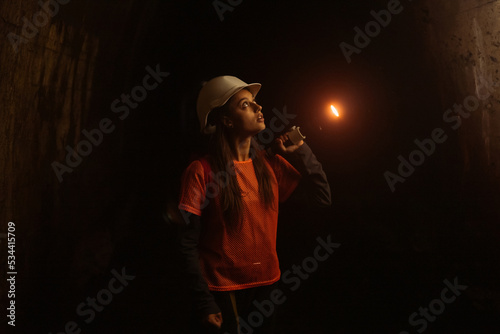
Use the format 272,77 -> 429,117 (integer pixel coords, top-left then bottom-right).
242,102 -> 249,108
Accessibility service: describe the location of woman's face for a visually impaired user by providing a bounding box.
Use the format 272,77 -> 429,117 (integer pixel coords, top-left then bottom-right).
225,89 -> 265,136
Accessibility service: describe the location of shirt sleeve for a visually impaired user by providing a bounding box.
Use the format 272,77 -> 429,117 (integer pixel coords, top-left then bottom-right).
277,142 -> 332,208
268,154 -> 302,203
178,160 -> 207,216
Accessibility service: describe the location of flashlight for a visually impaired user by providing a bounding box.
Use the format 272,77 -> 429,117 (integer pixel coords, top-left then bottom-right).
285,126 -> 306,145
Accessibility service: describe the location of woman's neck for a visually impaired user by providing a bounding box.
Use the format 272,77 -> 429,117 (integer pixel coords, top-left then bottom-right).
231,136 -> 252,161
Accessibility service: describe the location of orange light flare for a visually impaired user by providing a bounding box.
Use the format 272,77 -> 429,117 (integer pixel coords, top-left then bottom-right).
330,105 -> 340,117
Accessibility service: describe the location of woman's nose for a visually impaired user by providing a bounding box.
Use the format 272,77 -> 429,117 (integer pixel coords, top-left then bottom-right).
250,101 -> 262,112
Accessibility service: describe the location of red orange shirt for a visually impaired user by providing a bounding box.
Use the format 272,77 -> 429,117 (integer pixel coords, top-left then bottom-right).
178,153 -> 301,291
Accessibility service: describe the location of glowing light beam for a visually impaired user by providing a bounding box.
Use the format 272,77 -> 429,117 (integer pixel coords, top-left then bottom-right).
331,105 -> 339,117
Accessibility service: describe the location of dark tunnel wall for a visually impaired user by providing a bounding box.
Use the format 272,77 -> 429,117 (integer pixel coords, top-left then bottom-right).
415,0 -> 500,204
0,1 -> 177,332
1,0 -> 500,333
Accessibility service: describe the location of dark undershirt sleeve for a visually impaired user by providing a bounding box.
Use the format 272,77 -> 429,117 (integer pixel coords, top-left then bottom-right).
177,211 -> 221,319
268,142 -> 332,208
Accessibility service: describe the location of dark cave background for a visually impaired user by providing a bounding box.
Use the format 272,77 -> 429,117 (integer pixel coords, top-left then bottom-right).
1,0 -> 500,333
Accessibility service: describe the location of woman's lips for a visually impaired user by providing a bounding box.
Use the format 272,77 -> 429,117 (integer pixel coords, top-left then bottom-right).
258,117 -> 265,123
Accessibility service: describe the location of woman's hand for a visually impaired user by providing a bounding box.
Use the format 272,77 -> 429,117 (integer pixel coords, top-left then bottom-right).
274,134 -> 304,154
203,312 -> 223,331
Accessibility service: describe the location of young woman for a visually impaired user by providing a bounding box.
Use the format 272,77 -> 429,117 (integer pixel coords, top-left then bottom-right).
178,76 -> 331,333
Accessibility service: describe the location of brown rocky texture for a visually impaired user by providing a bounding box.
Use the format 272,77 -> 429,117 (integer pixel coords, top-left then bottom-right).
414,0 -> 500,187
0,1 -> 169,329
412,0 -> 500,321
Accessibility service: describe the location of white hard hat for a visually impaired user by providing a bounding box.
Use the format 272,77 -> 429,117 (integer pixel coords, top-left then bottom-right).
197,76 -> 261,134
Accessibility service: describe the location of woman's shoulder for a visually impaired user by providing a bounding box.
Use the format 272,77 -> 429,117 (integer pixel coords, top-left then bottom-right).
182,157 -> 206,178
261,148 -> 286,164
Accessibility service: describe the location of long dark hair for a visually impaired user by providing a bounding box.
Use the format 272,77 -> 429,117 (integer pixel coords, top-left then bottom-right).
206,99 -> 275,231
